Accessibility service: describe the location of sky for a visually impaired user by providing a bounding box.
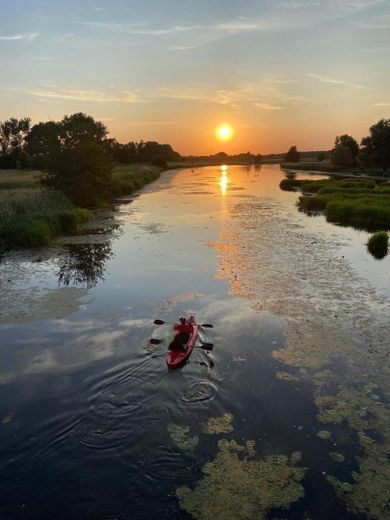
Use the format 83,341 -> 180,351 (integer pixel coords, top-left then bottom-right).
0,0 -> 389,155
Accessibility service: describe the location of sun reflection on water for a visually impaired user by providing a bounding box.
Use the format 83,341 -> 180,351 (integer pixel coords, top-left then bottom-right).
220,165 -> 229,196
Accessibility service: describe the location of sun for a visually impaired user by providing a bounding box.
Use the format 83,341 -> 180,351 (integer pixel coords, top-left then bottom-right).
216,124 -> 234,141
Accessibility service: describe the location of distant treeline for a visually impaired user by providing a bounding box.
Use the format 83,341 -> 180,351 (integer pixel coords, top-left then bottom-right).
282,119 -> 390,173
0,115 -> 180,170
180,150 -> 333,165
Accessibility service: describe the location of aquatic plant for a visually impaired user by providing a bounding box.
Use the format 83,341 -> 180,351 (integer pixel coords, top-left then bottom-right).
276,371 -> 299,382
203,413 -> 234,434
367,231 -> 389,259
167,423 -> 199,451
315,382 -> 390,519
329,452 -> 345,463
317,430 -> 332,440
176,440 -> 306,520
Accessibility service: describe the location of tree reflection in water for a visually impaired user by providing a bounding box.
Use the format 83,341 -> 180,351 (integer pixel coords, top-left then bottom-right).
58,243 -> 114,288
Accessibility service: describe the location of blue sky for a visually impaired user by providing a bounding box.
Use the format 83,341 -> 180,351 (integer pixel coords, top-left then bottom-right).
1,0 -> 389,153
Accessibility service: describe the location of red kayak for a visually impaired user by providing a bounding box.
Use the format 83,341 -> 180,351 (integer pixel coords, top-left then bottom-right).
166,317 -> 198,369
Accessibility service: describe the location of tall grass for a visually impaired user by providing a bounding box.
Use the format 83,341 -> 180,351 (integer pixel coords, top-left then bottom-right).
111,164 -> 161,196
0,191 -> 92,250
281,176 -> 390,231
281,162 -> 383,176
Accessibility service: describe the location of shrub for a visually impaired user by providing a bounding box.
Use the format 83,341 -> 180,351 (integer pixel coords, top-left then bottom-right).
367,231 -> 389,259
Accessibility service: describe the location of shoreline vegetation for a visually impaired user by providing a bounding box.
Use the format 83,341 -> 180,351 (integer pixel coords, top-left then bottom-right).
1,113 -> 389,251
281,161 -> 384,177
0,164 -> 162,251
279,177 -> 390,233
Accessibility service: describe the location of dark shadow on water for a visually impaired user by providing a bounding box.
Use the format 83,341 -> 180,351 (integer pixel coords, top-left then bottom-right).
57,242 -> 114,288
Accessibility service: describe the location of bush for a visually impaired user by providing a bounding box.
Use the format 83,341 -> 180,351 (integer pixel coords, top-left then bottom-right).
11,219 -> 53,248
279,179 -> 304,191
367,231 -> 389,259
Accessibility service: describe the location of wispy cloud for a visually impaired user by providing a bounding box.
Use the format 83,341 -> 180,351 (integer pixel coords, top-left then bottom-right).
351,17 -> 390,29
157,82 -> 298,110
254,102 -> 284,110
31,87 -> 143,103
0,33 -> 39,42
373,102 -> 390,107
307,73 -> 365,89
273,0 -> 384,11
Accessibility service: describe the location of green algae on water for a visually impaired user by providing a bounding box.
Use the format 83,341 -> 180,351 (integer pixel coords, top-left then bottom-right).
203,413 -> 234,434
176,440 -> 306,520
276,371 -> 299,382
167,423 -> 199,451
317,430 -> 332,440
329,452 -> 345,463
315,382 -> 390,519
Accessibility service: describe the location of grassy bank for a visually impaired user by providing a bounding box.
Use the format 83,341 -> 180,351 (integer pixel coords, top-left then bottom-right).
280,177 -> 390,231
0,163 -> 162,251
0,191 -> 92,250
111,163 -> 162,196
281,161 -> 383,177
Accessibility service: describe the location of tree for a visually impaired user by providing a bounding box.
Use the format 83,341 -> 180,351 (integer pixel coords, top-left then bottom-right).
41,113 -> 112,207
360,119 -> 390,172
317,152 -> 326,162
334,134 -> 359,163
284,146 -> 300,163
330,144 -> 354,168
0,117 -> 31,168
25,121 -> 60,169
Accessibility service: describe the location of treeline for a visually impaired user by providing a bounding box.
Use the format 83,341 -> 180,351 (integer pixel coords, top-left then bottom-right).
0,114 -> 180,170
181,151 -> 263,165
283,119 -> 390,173
0,113 -> 172,207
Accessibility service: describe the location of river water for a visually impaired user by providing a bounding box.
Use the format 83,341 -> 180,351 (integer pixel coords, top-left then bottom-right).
0,165 -> 389,520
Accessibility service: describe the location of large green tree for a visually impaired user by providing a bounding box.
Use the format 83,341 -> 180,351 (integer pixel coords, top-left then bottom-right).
334,134 -> 359,162
330,144 -> 354,168
360,119 -> 390,172
25,121 -> 60,169
41,113 -> 112,207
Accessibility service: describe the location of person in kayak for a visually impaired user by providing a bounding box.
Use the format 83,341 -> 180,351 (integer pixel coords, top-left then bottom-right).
169,317 -> 191,352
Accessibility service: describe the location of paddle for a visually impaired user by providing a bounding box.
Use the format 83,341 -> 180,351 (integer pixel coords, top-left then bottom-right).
153,319 -> 213,328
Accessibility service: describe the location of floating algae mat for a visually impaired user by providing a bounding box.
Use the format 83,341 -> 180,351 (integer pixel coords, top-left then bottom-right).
202,413 -> 234,434
167,423 -> 199,451
176,439 -> 306,520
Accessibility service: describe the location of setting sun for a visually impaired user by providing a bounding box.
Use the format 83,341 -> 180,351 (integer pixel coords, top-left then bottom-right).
216,124 -> 234,142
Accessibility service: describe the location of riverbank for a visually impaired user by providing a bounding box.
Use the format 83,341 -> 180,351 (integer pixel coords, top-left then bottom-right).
281,161 -> 384,177
0,164 -> 162,251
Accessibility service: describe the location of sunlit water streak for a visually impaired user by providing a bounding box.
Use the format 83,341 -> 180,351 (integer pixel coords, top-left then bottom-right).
0,165 -> 388,519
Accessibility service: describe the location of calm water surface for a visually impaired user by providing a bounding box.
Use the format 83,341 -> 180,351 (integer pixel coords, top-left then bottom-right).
0,165 -> 389,519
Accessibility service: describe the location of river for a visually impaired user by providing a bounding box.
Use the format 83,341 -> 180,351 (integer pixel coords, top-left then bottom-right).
0,164 -> 389,519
